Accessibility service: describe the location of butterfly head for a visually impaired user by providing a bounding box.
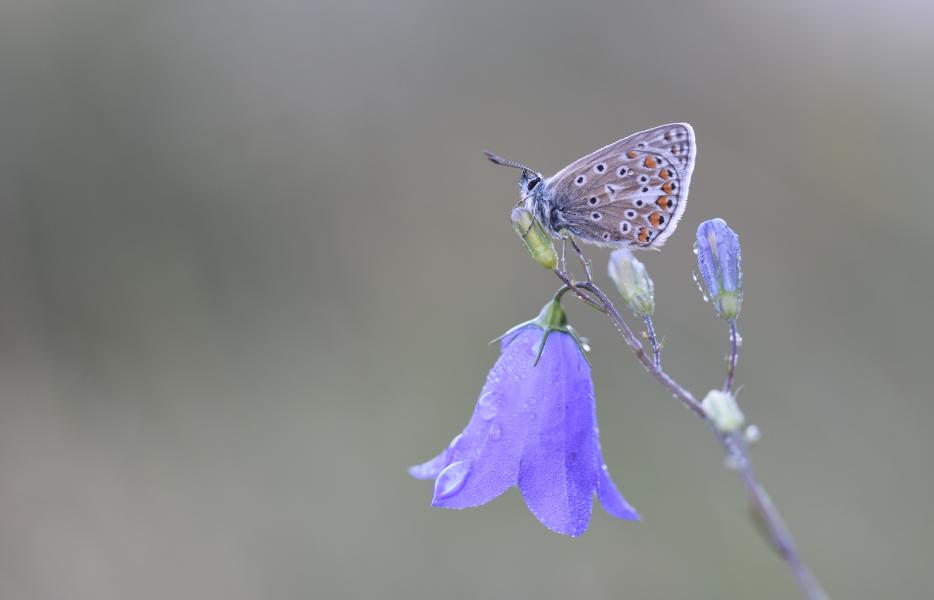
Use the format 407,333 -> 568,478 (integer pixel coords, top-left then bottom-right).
483,149 -> 546,213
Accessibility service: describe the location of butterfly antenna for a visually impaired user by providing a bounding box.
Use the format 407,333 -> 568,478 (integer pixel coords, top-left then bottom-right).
483,150 -> 535,174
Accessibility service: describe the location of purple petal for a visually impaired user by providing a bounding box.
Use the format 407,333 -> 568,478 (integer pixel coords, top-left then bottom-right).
596,463 -> 640,521
517,332 -> 599,537
695,220 -> 722,297
429,326 -> 543,509
408,446 -> 452,480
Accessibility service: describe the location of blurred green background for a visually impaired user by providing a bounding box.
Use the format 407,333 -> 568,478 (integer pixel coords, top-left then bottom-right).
1,1 -> 932,598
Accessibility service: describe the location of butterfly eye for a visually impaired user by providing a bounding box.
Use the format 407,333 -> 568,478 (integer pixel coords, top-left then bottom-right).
526,177 -> 541,192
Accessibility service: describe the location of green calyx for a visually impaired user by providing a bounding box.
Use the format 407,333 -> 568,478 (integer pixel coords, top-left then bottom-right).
717,291 -> 742,320
491,287 -> 591,366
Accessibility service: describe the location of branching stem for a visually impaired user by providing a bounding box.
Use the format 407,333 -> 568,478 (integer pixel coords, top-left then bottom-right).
553,266 -> 828,600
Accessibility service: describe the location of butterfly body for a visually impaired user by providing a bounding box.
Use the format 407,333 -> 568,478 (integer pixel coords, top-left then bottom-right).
489,123 -> 696,250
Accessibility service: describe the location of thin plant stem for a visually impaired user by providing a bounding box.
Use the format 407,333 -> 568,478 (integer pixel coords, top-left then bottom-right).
724,319 -> 739,393
556,269 -> 829,600
644,315 -> 661,369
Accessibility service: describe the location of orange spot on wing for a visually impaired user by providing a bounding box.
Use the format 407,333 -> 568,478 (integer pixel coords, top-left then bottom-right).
662,181 -> 675,194
656,196 -> 669,209
643,156 -> 657,168
638,227 -> 649,243
658,169 -> 670,180
649,212 -> 663,227
626,151 -> 638,159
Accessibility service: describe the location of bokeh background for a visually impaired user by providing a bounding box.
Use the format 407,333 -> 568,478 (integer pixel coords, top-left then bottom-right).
1,1 -> 932,598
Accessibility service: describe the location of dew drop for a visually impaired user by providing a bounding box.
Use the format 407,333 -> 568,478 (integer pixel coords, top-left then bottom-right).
702,294 -> 710,303
477,392 -> 498,421
692,247 -> 699,255
490,423 -> 502,440
434,460 -> 472,499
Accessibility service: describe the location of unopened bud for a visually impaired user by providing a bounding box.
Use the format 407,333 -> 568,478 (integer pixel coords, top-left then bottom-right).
511,207 -> 557,270
695,218 -> 743,320
701,389 -> 745,433
607,249 -> 655,316
743,424 -> 761,444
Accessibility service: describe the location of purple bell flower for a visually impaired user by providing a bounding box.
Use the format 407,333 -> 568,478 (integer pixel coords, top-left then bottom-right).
409,300 -> 640,537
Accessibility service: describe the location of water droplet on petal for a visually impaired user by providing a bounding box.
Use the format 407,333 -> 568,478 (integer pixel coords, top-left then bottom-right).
692,247 -> 699,255
477,392 -> 498,420
702,294 -> 710,303
490,423 -> 502,440
434,460 -> 472,499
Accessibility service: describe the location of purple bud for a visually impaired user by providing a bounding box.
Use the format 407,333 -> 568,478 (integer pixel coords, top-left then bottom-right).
695,218 -> 742,319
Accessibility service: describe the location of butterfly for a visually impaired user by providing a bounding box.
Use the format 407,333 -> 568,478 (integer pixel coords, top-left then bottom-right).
485,123 -> 695,249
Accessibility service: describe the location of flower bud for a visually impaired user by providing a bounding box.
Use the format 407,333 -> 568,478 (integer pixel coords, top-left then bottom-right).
511,207 -> 557,270
695,218 -> 742,320
607,249 -> 655,316
701,389 -> 745,433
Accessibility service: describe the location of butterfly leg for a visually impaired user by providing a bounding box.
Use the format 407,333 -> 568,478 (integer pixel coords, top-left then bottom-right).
569,237 -> 593,282
560,237 -> 568,273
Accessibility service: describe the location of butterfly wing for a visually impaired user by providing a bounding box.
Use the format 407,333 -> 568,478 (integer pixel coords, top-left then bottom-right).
545,123 -> 696,249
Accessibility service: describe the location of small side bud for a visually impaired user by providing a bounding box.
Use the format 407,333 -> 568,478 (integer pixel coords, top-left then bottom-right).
607,249 -> 655,316
743,424 -> 761,444
694,218 -> 742,320
511,207 -> 557,270
701,389 -> 745,433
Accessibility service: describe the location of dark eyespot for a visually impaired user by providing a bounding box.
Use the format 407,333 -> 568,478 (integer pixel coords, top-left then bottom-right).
641,187 -> 649,193
635,199 -> 643,207
618,167 -> 628,176
589,196 -> 598,205
526,177 -> 540,192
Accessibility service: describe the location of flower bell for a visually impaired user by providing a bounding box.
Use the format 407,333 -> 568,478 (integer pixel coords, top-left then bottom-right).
409,297 -> 639,536
695,218 -> 743,320
608,249 -> 655,317
511,207 -> 558,270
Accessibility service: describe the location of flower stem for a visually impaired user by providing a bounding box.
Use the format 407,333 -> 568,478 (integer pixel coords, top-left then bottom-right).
724,319 -> 739,393
557,271 -> 829,600
644,315 -> 661,369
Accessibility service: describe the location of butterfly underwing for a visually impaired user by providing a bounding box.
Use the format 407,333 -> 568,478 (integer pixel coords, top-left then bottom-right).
486,123 -> 696,250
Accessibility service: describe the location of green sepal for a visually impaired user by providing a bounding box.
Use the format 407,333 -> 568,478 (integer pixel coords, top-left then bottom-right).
490,290 -> 591,367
